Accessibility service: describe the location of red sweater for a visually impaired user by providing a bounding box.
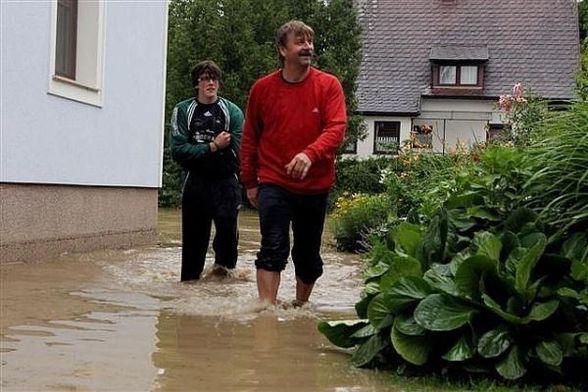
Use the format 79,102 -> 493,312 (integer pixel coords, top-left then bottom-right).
240,68 -> 347,194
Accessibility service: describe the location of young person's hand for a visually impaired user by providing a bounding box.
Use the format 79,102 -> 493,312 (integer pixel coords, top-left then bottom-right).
285,152 -> 312,180
213,131 -> 231,150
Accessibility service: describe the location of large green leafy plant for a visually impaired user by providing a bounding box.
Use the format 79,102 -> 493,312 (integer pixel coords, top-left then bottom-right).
319,146 -> 588,383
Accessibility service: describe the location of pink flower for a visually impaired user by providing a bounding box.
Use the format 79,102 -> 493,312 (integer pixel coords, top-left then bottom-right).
512,83 -> 523,98
499,94 -> 513,112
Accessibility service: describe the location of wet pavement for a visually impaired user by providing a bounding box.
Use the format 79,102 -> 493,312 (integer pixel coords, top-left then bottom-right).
1,209 -> 405,391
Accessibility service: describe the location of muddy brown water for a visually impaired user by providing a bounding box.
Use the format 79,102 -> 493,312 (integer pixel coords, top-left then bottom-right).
1,209 -> 405,391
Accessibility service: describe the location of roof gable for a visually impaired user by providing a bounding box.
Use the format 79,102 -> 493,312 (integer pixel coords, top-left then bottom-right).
357,0 -> 580,114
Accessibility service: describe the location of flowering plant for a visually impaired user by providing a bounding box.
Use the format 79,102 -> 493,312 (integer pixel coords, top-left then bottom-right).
497,83 -> 547,146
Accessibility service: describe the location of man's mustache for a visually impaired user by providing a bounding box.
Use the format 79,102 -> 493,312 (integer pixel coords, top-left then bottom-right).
299,51 -> 314,57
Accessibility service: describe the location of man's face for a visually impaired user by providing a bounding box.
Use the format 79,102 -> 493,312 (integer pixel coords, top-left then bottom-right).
196,73 -> 219,102
279,32 -> 314,68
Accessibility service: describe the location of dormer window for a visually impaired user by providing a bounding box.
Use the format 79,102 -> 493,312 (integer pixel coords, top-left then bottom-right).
439,64 -> 479,86
429,45 -> 488,94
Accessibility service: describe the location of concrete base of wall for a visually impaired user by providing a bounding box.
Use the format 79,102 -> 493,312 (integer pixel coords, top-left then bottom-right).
0,183 -> 158,263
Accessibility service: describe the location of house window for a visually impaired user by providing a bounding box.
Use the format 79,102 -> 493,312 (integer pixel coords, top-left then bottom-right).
49,0 -> 105,106
374,121 -> 400,154
440,65 -> 456,84
55,0 -> 77,79
439,64 -> 479,86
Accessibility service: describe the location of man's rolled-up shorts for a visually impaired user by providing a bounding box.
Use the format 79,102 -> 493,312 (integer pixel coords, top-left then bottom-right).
254,184 -> 328,284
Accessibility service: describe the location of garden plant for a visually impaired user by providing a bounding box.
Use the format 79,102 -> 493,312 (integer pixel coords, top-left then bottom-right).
321,96 -> 588,387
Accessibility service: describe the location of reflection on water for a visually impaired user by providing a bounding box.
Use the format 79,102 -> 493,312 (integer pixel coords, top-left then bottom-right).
1,208 -> 409,391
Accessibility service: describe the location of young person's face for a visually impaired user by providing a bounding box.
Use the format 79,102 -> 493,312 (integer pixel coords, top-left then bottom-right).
196,73 -> 219,102
279,32 -> 314,68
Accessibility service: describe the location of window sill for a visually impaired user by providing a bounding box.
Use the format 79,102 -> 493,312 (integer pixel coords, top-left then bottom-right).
429,87 -> 483,97
48,74 -> 103,107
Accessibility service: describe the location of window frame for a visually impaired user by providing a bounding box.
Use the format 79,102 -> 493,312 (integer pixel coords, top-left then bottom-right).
48,0 -> 106,107
438,63 -> 480,86
373,121 -> 400,154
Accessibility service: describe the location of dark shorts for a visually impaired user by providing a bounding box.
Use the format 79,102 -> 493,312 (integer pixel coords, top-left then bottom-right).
255,184 -> 328,284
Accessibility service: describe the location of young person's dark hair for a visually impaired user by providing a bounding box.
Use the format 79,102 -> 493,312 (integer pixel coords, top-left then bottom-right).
190,60 -> 222,88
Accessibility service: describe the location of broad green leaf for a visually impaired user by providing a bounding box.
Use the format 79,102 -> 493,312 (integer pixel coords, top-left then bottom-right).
555,333 -> 581,356
467,206 -> 500,221
350,333 -> 388,367
520,232 -> 546,249
455,255 -> 497,299
496,346 -> 527,380
504,208 -> 538,233
447,210 -> 477,232
448,252 -> 472,275
478,328 -> 512,358
355,294 -> 374,319
557,287 -> 579,299
351,323 -> 378,339
525,300 -> 559,322
446,191 -> 483,209
367,294 -> 393,329
571,259 -> 588,283
536,341 -> 563,366
505,247 -> 525,279
390,326 -> 430,365
393,222 -> 423,257
442,335 -> 474,362
482,295 -> 523,324
414,294 -> 477,331
473,232 -> 502,261
424,266 -> 460,297
364,282 -> 381,296
393,313 -> 425,336
317,320 -> 368,348
579,333 -> 588,345
379,255 -> 422,293
515,233 -> 546,295
562,232 -> 587,260
364,262 -> 390,282
384,277 -> 432,314
416,210 -> 448,268
482,295 -> 559,324
500,231 -> 520,262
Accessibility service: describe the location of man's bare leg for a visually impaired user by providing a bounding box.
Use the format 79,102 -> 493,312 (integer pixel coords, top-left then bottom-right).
293,276 -> 314,307
257,269 -> 281,305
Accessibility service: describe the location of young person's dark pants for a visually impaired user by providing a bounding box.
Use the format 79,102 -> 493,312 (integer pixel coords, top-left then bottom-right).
255,184 -> 328,284
181,173 -> 240,281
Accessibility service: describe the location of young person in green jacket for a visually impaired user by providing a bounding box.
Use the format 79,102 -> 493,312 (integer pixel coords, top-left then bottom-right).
171,60 -> 244,281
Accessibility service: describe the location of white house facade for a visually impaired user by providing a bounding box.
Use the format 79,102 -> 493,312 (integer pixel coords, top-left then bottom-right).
1,0 -> 168,262
349,0 -> 579,158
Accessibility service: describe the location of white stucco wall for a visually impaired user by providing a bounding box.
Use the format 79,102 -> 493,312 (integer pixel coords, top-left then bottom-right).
348,116 -> 412,158
349,98 -> 501,157
1,1 -> 168,187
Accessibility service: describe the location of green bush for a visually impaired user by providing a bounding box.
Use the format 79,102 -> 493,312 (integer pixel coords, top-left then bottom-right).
331,193 -> 393,252
330,157 -> 394,210
524,102 -> 588,236
320,139 -> 588,385
320,206 -> 588,384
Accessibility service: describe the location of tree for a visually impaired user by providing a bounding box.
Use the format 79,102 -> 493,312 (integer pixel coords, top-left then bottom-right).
161,0 -> 364,206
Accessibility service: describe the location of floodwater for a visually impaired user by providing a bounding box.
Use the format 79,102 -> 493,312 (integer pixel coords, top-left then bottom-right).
1,209 -> 404,391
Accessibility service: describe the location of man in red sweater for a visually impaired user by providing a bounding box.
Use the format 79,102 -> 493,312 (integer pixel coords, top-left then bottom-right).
240,20 -> 347,306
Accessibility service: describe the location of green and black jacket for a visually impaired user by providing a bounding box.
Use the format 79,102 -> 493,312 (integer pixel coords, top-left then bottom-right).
171,97 -> 243,179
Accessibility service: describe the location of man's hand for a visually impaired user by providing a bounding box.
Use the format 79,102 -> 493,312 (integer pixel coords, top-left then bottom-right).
285,152 -> 312,180
247,187 -> 259,208
213,131 -> 231,150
